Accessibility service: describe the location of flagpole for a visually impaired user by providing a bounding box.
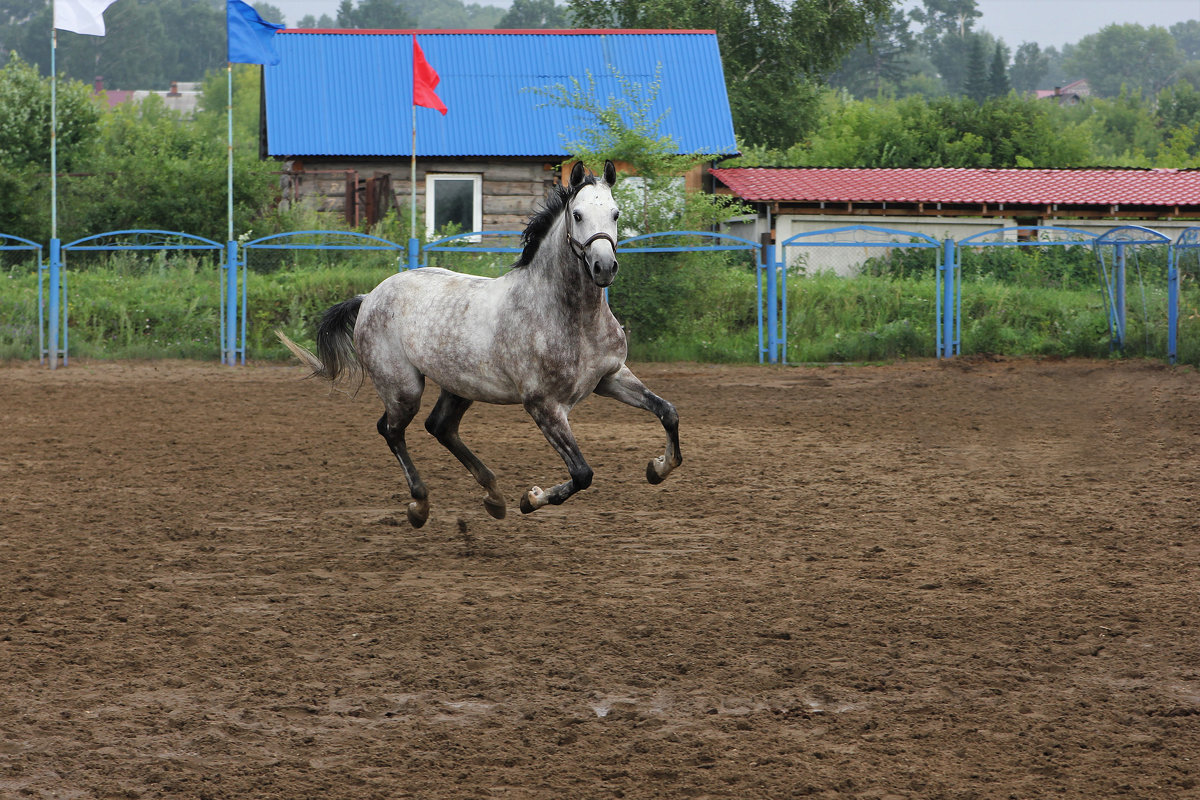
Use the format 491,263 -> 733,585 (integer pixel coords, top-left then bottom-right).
48,24 -> 60,369
50,28 -> 57,241
227,63 -> 234,244
410,32 -> 418,247
409,33 -> 418,270
411,101 -> 417,243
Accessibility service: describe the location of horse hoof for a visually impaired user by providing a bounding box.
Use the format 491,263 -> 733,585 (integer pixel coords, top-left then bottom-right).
646,457 -> 668,485
520,487 -> 546,514
484,496 -> 507,520
407,500 -> 429,528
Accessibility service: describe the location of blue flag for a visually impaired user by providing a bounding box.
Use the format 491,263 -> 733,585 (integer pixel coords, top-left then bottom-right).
227,0 -> 283,65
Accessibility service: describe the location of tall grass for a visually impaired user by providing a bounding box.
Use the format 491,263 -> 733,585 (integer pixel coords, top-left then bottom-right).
3,245 -> 1198,365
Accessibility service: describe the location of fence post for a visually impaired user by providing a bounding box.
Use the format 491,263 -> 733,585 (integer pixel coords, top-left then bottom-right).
941,238 -> 956,359
47,238 -> 62,369
765,239 -> 778,364
1114,242 -> 1127,350
1169,246 -> 1179,364
408,237 -> 419,270
755,234 -> 766,363
225,240 -> 238,365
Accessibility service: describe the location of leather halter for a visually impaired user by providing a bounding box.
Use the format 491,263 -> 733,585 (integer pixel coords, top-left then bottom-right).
565,202 -> 618,263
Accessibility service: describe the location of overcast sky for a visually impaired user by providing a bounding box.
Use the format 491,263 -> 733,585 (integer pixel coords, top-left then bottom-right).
271,0 -> 1198,50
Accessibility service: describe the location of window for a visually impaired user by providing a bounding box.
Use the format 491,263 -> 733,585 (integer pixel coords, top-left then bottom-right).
426,174 -> 482,240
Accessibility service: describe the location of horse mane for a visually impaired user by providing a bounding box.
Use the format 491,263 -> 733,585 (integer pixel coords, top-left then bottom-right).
512,173 -> 598,268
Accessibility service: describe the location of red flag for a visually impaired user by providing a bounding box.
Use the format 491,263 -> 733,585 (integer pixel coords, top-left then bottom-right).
413,35 -> 447,115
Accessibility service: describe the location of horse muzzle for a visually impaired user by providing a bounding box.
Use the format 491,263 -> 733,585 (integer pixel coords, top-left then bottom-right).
579,232 -> 619,287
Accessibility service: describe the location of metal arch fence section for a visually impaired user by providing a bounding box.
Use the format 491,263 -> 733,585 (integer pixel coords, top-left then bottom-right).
779,225 -> 951,360
617,231 -> 770,361
955,225 -> 1099,355
242,230 -> 409,364
1169,227 -> 1200,363
50,230 -> 226,369
422,230 -> 524,264
1093,226 -> 1172,354
0,235 -> 46,363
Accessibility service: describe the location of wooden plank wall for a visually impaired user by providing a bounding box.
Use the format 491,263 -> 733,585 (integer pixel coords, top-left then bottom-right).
277,158 -> 560,230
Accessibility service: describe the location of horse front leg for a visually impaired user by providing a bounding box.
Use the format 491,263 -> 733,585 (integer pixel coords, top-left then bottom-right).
594,365 -> 682,485
519,399 -> 593,514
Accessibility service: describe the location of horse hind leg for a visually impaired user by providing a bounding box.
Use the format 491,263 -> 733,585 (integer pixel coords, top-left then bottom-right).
376,378 -> 431,528
424,390 -> 507,520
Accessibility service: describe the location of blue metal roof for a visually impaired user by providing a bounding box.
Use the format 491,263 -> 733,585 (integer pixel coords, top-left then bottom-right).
263,30 -> 738,158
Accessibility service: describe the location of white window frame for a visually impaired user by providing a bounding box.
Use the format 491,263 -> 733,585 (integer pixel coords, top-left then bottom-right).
425,173 -> 483,241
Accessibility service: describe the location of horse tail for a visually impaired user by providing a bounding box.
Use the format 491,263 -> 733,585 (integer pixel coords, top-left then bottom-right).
276,295 -> 365,383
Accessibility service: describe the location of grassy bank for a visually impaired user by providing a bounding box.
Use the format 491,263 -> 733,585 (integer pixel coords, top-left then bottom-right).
2,252 -> 1196,365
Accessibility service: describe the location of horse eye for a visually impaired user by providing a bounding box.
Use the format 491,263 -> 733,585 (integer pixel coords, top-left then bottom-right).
573,211 -> 582,222
613,210 -> 620,221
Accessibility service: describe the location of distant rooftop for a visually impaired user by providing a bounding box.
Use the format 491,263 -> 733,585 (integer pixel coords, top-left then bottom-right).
91,79 -> 201,115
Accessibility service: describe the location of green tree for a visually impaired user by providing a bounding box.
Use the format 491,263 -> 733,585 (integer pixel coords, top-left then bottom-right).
1157,80 -> 1200,134
962,34 -> 988,102
567,0 -> 892,150
296,12 -> 336,27
1065,23 -> 1184,97
532,65 -> 703,233
1010,42 -> 1048,93
0,53 -> 101,241
987,42 -> 1010,98
910,0 -> 981,94
754,91 -> 1094,169
7,0 -> 226,90
498,0 -> 569,29
909,0 -> 981,44
1067,87 -> 1159,162
829,7 -> 919,98
0,53 -> 99,171
1170,19 -> 1200,61
336,0 -> 416,28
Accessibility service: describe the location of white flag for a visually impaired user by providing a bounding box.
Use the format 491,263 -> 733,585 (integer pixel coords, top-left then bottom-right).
54,0 -> 119,36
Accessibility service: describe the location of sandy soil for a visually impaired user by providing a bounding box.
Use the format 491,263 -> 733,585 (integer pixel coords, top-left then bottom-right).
3,356 -> 1200,799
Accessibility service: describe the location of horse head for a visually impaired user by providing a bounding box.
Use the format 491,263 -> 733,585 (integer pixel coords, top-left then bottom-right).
566,160 -> 620,288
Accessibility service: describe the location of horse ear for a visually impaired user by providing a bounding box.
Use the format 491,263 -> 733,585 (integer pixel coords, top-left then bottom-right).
569,161 -> 586,189
604,160 -> 617,187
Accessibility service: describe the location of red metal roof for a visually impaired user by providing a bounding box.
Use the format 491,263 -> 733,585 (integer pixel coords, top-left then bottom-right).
709,167 -> 1200,207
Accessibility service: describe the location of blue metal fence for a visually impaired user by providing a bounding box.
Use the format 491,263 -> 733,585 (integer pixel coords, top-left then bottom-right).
242,230 -> 407,364
1094,226 -> 1172,354
0,235 -> 46,362
44,230 -> 225,369
18,222 -> 1200,368
779,225 -> 950,359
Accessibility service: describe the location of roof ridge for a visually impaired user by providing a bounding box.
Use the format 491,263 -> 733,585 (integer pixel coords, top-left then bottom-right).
710,166 -> 1183,174
283,28 -> 718,35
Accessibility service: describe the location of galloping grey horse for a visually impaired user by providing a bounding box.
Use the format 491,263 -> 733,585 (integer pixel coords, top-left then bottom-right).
278,160 -> 682,527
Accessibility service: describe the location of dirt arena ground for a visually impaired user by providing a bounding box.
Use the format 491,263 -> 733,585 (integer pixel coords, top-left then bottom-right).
3,356 -> 1200,799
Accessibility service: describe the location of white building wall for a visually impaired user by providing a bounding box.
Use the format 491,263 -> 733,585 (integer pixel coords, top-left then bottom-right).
721,213 -> 1200,277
